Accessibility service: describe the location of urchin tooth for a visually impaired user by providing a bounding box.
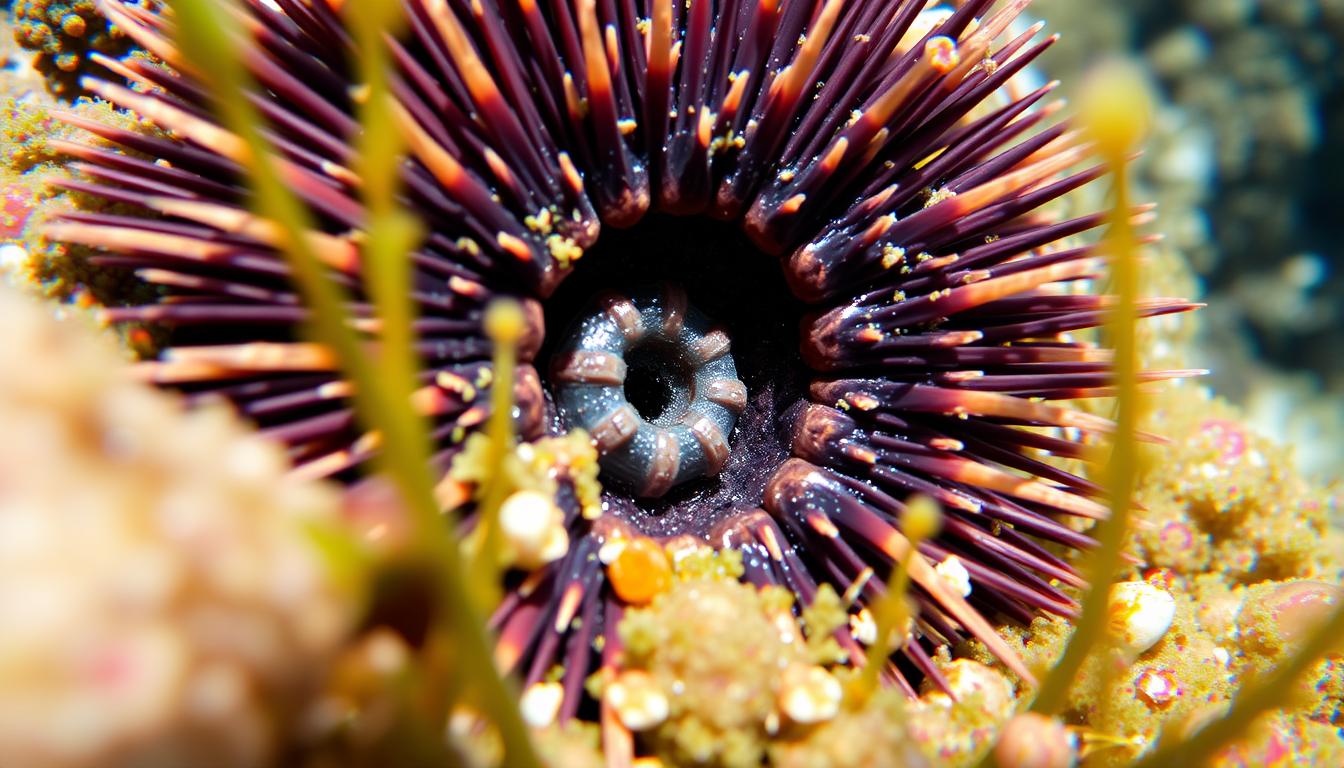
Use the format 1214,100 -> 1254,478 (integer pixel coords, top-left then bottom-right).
598,293 -> 646,344
550,351 -> 628,386
683,414 -> 730,476
590,405 -> 641,452
703,378 -> 748,413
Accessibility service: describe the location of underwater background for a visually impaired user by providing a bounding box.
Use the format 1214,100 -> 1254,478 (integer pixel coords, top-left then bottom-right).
1033,0 -> 1344,481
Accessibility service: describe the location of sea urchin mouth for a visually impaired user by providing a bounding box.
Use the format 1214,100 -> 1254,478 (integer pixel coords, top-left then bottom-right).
551,283 -> 746,499
539,214 -> 809,539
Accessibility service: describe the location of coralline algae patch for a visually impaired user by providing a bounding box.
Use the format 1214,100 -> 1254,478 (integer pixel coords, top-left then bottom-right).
0,94 -> 134,268
1134,386 -> 1341,583
580,544 -> 1085,768
12,0 -> 153,97
966,382 -> 1344,767
0,88 -> 165,350
585,549 -> 934,768
0,99 -> 60,254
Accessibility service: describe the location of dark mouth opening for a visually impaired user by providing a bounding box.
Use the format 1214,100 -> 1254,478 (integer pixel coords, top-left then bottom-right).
623,340 -> 692,425
540,213 -> 811,539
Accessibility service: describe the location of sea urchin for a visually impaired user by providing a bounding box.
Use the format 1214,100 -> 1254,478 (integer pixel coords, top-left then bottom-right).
46,0 -> 1196,729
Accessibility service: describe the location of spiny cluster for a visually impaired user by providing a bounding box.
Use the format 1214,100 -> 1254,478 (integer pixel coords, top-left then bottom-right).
49,0 -> 1194,728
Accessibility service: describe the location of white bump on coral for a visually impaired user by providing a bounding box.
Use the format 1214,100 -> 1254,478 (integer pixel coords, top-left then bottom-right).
606,670 -> 670,731
520,681 -> 565,729
1108,581 -> 1177,657
499,489 -> 570,570
934,554 -> 973,598
777,664 -> 843,725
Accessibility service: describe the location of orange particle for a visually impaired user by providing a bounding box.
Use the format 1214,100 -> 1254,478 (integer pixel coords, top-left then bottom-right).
608,538 -> 672,605
856,327 -> 883,343
497,232 -> 534,261
434,476 -> 473,511
128,327 -> 152,347
849,393 -> 880,411
925,36 -> 960,74
779,193 -> 807,215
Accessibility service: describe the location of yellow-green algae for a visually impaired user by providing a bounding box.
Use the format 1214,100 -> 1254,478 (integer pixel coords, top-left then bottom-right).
770,683 -> 928,768
607,548 -> 929,768
966,382 -> 1343,767
615,555 -> 804,767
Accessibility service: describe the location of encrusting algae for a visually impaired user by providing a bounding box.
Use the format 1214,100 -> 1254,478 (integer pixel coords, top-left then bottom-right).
597,547 -> 930,768
0,90 -> 165,353
967,381 -> 1344,767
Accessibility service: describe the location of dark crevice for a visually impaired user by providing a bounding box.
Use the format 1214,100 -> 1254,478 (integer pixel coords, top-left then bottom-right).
623,340 -> 693,425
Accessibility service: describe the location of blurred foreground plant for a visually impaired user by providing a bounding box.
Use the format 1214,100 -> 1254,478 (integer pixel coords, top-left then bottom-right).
162,0 -> 541,763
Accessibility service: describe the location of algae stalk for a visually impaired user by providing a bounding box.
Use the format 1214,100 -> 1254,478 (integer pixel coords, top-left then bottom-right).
163,1 -> 542,765
1030,61 -> 1151,717
347,0 -> 423,457
465,299 -> 525,614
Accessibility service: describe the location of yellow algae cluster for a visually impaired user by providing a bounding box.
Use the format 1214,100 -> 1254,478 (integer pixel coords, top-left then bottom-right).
447,427 -> 601,572
616,565 -> 807,766
530,721 -> 606,768
905,657 -> 1022,766
607,548 -> 927,768
769,684 -> 928,768
448,428 -> 600,515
